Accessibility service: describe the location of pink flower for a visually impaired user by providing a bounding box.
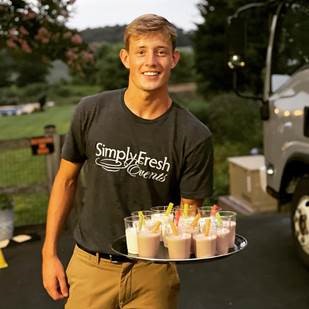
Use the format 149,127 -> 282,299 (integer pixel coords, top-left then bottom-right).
23,10 -> 36,20
35,27 -> 50,44
71,34 -> 82,45
19,26 -> 29,36
7,39 -> 17,49
20,40 -> 32,53
82,51 -> 94,62
8,28 -> 18,37
65,49 -> 78,62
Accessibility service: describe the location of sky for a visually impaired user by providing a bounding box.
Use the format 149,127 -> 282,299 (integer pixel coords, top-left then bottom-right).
67,0 -> 204,31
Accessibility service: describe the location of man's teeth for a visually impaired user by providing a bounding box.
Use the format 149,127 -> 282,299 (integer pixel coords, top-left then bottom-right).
143,72 -> 159,76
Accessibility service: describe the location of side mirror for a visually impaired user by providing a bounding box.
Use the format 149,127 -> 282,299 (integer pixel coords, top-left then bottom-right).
227,17 -> 246,70
226,15 -> 265,106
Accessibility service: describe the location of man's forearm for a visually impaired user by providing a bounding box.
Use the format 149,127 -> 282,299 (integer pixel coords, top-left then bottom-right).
42,173 -> 78,257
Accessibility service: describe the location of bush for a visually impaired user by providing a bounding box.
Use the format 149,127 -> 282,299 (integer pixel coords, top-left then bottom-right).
49,84 -> 73,98
206,93 -> 263,148
95,43 -> 128,90
20,83 -> 48,99
177,92 -> 263,197
0,193 -> 14,210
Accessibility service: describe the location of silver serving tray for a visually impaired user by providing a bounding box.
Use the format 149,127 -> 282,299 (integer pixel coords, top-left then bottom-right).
111,234 -> 248,263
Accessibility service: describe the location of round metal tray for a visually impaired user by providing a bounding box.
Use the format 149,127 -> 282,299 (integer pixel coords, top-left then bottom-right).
111,234 -> 247,263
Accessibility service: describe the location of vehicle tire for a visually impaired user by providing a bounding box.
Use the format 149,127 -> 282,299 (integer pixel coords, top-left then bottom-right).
291,176 -> 309,267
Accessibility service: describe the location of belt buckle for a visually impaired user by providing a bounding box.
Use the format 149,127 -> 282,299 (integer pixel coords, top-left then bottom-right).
109,254 -> 120,264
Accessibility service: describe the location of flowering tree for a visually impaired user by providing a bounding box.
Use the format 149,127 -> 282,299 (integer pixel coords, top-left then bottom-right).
0,0 -> 94,74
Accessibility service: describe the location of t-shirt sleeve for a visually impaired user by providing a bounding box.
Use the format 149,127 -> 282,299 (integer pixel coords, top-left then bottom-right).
62,101 -> 87,163
180,135 -> 213,199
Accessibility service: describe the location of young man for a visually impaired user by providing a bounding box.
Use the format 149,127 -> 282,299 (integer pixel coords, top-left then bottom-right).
42,14 -> 213,309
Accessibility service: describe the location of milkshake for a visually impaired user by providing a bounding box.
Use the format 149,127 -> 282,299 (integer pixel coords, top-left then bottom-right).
194,233 -> 217,258
166,233 -> 191,259
137,230 -> 161,258
124,216 -> 139,254
216,227 -> 230,255
151,212 -> 174,243
219,211 -> 237,249
224,220 -> 236,248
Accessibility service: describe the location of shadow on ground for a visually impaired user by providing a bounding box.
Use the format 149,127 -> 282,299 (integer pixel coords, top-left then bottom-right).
0,213 -> 308,309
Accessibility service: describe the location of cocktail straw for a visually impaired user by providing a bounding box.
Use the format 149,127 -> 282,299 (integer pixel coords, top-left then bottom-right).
138,211 -> 145,231
183,204 -> 189,217
204,218 -> 211,236
191,213 -> 201,228
151,221 -> 161,233
164,202 -> 174,216
215,212 -> 223,227
169,220 -> 179,235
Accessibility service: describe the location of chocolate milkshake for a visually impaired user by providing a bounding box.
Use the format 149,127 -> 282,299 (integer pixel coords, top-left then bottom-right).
166,233 -> 191,259
216,227 -> 230,255
137,230 -> 161,258
225,220 -> 236,248
194,233 -> 217,258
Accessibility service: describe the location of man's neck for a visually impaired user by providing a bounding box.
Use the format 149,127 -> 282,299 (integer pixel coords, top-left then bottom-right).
124,86 -> 172,120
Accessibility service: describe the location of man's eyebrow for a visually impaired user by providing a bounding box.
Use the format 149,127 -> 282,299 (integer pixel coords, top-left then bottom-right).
135,45 -> 169,49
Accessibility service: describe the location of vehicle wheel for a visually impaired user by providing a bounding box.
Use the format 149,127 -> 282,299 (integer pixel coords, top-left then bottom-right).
291,176 -> 309,267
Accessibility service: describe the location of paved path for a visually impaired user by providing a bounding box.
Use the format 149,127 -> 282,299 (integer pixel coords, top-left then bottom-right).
1,213 -> 308,309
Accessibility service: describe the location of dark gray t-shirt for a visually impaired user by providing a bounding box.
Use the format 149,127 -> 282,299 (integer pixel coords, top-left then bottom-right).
62,88 -> 213,253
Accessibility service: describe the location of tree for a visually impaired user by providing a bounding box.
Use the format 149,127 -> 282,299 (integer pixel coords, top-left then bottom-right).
0,50 -> 14,86
0,0 -> 94,75
14,52 -> 51,86
193,0 -> 268,94
95,43 -> 128,90
170,49 -> 196,84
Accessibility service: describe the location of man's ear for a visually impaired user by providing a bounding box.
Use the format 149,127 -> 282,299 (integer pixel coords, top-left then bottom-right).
171,50 -> 181,69
119,48 -> 130,69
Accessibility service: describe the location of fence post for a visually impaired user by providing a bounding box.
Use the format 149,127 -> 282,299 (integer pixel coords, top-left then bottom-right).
44,124 -> 61,192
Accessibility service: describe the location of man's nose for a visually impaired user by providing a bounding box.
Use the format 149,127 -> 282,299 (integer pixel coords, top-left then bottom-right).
144,51 -> 157,66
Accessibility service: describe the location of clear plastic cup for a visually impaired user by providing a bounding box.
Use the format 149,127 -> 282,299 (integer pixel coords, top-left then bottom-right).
216,216 -> 231,255
131,210 -> 154,217
194,233 -> 217,258
166,231 -> 191,259
150,206 -> 174,245
175,205 -> 197,231
218,211 -> 237,249
137,224 -> 161,258
124,216 -> 139,254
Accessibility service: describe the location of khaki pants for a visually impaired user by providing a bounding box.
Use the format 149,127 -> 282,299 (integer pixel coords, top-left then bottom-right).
65,245 -> 180,309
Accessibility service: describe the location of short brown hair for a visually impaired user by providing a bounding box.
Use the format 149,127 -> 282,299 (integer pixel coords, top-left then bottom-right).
124,14 -> 177,50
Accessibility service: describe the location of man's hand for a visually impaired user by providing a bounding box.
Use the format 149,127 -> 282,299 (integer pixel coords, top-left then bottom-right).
42,255 -> 69,300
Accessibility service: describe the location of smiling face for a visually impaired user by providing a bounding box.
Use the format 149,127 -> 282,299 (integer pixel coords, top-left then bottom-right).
120,32 -> 180,94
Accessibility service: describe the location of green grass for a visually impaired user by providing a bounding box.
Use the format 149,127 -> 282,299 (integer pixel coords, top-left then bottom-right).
0,105 -> 74,140
13,192 -> 48,226
0,148 -> 46,187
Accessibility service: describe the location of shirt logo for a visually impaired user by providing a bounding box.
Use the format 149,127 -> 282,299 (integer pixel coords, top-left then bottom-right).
95,143 -> 170,182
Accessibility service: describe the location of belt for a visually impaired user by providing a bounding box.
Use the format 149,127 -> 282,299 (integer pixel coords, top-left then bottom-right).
76,243 -> 130,263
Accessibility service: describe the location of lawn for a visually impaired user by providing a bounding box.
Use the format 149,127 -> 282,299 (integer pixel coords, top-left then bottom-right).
0,105 -> 75,140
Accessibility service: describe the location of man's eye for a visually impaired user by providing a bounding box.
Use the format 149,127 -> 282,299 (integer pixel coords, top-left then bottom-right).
157,50 -> 167,56
137,50 -> 145,56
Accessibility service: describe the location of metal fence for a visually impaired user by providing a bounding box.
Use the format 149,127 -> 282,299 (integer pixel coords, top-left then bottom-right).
0,132 -> 61,226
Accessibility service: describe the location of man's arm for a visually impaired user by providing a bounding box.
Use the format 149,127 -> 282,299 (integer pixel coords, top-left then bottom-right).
42,159 -> 82,300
